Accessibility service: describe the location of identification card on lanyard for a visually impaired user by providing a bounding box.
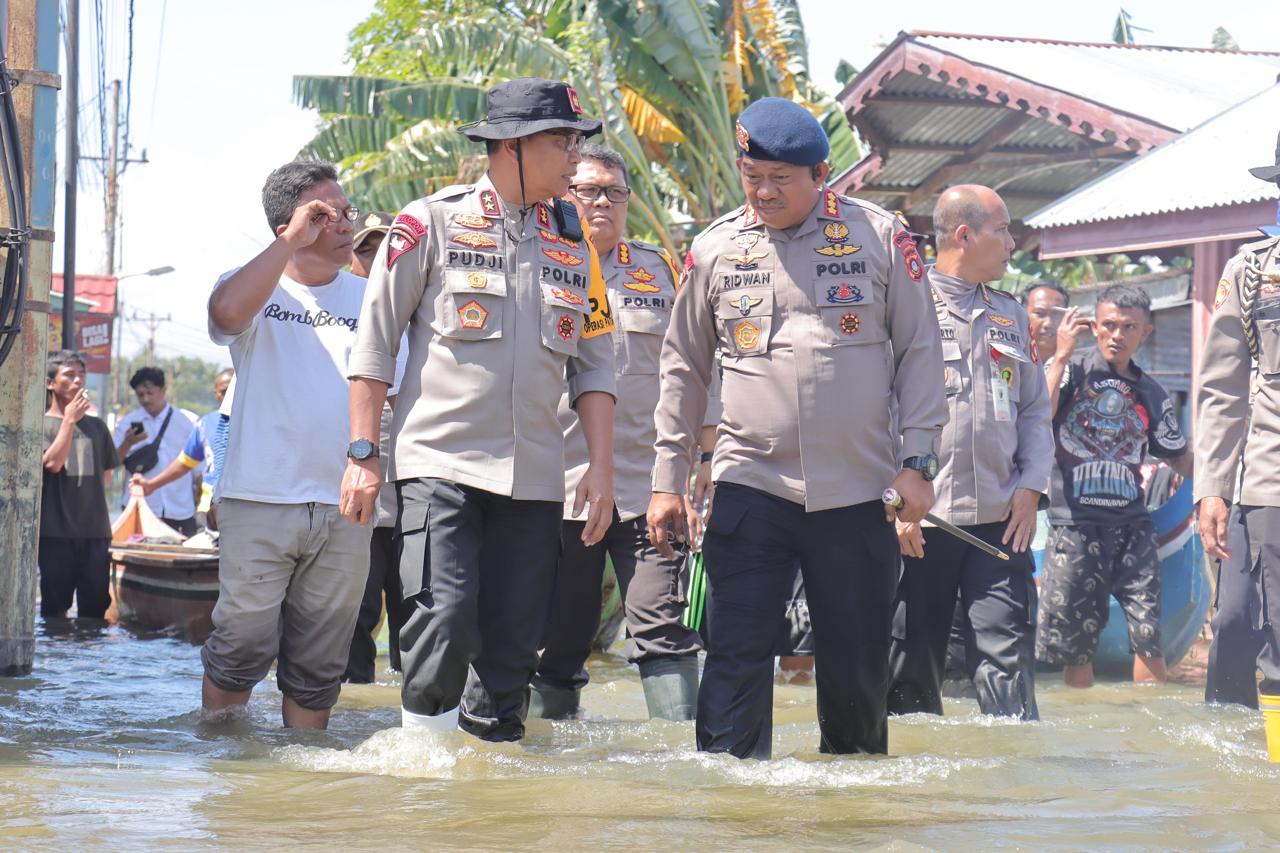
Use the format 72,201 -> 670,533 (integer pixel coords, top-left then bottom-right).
991,376 -> 1012,422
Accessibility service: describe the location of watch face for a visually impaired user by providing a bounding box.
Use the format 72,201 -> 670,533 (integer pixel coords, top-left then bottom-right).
349,439 -> 376,460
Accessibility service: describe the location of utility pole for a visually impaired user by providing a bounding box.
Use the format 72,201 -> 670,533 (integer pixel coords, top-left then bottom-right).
0,0 -> 63,676
133,309 -> 170,365
104,78 -> 117,274
60,0 -> 76,348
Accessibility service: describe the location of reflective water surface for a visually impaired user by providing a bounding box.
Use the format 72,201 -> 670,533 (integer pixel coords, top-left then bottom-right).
1,622 -> 1277,850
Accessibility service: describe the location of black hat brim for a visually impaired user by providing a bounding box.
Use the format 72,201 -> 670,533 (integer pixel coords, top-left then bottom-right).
1249,164 -> 1280,182
461,115 -> 603,142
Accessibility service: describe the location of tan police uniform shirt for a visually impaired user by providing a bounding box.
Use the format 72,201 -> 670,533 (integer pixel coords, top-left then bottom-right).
928,269 -> 1054,526
348,174 -> 616,502
560,240 -> 721,521
653,189 -> 947,512
1195,235 -> 1280,508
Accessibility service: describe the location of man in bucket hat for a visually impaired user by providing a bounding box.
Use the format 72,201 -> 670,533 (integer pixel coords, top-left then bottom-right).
342,77 -> 618,742
1196,132 -> 1280,752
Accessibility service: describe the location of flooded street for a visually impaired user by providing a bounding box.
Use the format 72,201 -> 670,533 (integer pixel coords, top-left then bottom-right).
1,623 -> 1277,850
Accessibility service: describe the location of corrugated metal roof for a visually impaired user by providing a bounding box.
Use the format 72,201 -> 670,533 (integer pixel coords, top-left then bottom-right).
915,34 -> 1280,132
1027,84 -> 1280,228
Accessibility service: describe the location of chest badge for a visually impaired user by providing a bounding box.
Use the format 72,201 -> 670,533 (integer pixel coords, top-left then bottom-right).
454,213 -> 493,231
815,222 -> 861,257
733,231 -> 762,252
557,314 -> 576,340
452,232 -> 497,249
825,282 -> 864,305
466,272 -> 488,289
734,320 -> 761,350
989,313 -> 1015,328
731,294 -> 764,316
725,251 -> 768,270
458,300 -> 489,329
839,312 -> 861,335
550,286 -> 584,306
542,248 -> 583,266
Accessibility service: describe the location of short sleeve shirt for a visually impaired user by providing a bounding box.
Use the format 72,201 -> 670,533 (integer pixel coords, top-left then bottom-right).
1048,349 -> 1188,525
41,414 -> 119,539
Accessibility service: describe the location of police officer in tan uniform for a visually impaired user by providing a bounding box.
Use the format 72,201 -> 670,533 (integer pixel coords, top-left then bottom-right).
647,98 -> 947,759
342,78 -> 617,742
887,185 -> 1053,721
1197,134 -> 1280,718
530,144 -> 715,721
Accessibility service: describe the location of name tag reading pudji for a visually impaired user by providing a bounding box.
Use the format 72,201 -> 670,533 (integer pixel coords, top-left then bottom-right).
992,376 -> 1012,422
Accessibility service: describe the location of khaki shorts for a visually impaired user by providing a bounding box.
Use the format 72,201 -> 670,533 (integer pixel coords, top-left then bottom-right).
201,498 -> 372,709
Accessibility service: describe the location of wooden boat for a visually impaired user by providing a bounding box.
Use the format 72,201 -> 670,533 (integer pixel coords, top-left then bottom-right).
108,489 -> 219,643
1034,478 -> 1213,676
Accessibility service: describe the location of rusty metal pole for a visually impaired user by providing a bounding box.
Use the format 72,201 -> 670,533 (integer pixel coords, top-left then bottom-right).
0,0 -> 61,676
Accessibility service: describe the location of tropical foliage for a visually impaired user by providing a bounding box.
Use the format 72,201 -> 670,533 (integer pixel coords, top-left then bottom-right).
292,0 -> 860,254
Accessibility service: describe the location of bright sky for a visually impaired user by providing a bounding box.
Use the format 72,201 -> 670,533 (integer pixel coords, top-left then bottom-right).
54,0 -> 1275,367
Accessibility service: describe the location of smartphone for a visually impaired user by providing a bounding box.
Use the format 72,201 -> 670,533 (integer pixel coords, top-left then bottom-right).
129,422 -> 144,436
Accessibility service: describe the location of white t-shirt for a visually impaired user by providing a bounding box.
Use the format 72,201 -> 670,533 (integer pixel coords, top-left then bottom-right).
114,403 -> 198,517
210,269 -> 367,506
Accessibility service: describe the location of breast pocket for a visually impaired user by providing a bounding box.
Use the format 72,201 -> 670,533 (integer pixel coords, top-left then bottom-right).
1258,317 -> 1280,376
434,268 -> 506,341
717,288 -> 774,357
539,280 -> 589,357
812,276 -> 886,346
942,339 -> 965,397
616,307 -> 670,375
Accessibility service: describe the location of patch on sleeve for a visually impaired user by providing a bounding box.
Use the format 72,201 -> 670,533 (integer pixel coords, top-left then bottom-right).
1213,278 -> 1231,312
892,230 -> 924,282
386,214 -> 427,271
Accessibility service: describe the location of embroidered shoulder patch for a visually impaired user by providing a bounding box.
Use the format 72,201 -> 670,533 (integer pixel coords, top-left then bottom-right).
1213,278 -> 1231,312
386,214 -> 427,271
892,230 -> 924,282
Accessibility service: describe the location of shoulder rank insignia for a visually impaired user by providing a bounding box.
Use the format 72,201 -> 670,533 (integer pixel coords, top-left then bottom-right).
617,242 -> 632,266
822,189 -> 841,218
479,189 -> 501,218
536,202 -> 552,230
743,206 -> 760,228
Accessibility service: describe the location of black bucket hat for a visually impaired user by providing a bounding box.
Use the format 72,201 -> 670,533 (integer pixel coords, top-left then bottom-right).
460,77 -> 602,142
1249,131 -> 1280,183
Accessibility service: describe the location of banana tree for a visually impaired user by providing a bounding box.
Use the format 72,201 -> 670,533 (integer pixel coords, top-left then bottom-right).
293,0 -> 860,252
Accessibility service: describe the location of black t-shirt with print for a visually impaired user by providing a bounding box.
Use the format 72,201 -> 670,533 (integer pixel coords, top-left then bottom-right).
40,414 -> 119,539
1048,349 -> 1187,526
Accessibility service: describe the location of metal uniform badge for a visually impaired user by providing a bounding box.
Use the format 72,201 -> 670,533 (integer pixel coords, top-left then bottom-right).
566,86 -> 583,114
815,221 -> 860,257
454,213 -> 493,230
458,300 -> 488,329
466,272 -> 488,289
731,294 -> 763,316
452,232 -> 498,249
542,248 -> 583,266
725,251 -> 767,270
734,320 -> 760,350
735,122 -> 750,152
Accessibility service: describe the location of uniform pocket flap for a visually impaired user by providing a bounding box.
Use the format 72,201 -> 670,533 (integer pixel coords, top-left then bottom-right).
396,501 -> 428,538
540,281 -> 590,313
443,267 -> 507,296
616,307 -> 670,335
990,341 -> 1028,363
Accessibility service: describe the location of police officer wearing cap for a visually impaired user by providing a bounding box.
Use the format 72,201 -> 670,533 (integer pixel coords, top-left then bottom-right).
647,97 -> 947,759
886,185 -> 1053,722
1196,132 -> 1280,727
342,77 -> 618,742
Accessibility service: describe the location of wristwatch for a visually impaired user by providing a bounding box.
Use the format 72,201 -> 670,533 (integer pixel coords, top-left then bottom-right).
901,454 -> 939,482
347,438 -> 379,461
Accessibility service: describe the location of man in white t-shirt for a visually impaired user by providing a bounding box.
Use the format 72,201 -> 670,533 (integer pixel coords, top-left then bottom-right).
114,366 -> 198,535
203,160 -> 374,729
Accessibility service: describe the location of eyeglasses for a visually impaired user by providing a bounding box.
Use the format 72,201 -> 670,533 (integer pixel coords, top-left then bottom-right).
569,184 -> 632,203
338,206 -> 360,222
543,130 -> 585,153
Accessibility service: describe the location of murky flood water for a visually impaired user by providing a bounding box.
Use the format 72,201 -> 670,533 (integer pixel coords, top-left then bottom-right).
1,622 -> 1277,850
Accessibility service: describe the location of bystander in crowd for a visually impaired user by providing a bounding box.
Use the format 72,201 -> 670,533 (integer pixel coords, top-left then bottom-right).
114,366 -> 198,536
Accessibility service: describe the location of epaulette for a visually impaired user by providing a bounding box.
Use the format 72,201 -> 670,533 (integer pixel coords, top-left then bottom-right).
986,285 -> 1021,305
1240,234 -> 1280,258
707,205 -> 749,232
626,239 -> 667,258
426,183 -> 473,203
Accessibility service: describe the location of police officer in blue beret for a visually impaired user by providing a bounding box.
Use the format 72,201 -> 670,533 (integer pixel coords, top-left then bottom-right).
647,97 -> 947,758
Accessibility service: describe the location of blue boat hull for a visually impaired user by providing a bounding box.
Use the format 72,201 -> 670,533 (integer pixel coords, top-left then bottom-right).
1034,481 -> 1213,677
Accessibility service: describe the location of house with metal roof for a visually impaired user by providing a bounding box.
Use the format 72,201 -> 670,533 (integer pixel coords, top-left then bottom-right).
1024,83 -> 1280,404
832,31 -> 1280,228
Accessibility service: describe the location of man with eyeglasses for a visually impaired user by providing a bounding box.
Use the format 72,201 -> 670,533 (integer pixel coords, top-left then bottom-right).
203,160 -> 376,729
342,78 -> 617,742
528,144 -> 716,721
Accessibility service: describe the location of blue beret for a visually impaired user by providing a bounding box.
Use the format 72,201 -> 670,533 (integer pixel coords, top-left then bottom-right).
734,97 -> 829,166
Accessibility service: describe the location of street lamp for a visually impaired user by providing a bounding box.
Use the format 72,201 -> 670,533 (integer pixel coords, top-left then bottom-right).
116,265 -> 175,281
107,265 -> 175,414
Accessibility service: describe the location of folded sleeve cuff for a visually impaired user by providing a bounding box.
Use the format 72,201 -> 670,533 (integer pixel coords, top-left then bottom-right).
1193,477 -> 1235,504
568,367 -> 617,406
901,428 -> 939,460
652,457 -> 691,495
347,347 -> 396,386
